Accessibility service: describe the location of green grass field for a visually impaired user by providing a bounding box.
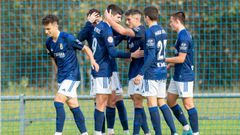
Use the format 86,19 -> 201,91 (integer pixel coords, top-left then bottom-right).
2,98 -> 240,135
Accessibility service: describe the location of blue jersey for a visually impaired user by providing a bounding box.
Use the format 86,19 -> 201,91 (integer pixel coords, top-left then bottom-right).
110,30 -> 126,72
45,32 -> 84,83
77,21 -> 94,48
91,21 -> 130,77
127,25 -> 145,80
173,29 -> 194,81
139,24 -> 167,80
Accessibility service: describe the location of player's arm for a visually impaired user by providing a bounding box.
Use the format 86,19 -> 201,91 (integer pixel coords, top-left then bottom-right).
105,10 -> 135,37
77,12 -> 98,42
165,53 -> 186,63
51,58 -> 58,76
165,40 -> 189,63
77,21 -> 94,42
81,45 -> 99,72
134,33 -> 155,85
70,36 -> 99,72
105,34 -> 142,59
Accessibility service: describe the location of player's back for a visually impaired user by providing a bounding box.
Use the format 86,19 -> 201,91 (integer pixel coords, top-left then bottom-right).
46,32 -> 80,83
91,21 -> 112,77
144,24 -> 167,80
174,29 -> 194,81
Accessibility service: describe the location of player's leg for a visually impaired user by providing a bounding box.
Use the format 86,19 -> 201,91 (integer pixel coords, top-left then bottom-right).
181,81 -> 199,135
143,80 -> 162,135
67,98 -> 88,135
128,79 -> 149,135
115,95 -> 129,134
157,80 -> 177,135
106,92 -> 116,135
91,80 -> 106,135
92,76 -> 111,135
54,93 -> 67,135
54,79 -> 77,135
167,79 -> 191,134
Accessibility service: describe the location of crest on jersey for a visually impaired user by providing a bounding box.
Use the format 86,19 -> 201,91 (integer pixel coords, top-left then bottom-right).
60,43 -> 63,50
180,43 -> 187,50
107,36 -> 113,43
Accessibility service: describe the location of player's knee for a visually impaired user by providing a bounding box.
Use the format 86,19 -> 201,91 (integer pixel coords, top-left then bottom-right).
167,99 -> 176,107
183,102 -> 194,110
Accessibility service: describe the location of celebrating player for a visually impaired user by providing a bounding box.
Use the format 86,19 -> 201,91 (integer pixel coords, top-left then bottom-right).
42,14 -> 99,135
134,6 -> 178,135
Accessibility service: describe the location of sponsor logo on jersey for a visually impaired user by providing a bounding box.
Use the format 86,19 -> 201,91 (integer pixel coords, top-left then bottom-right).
180,43 -> 187,50
147,38 -> 155,47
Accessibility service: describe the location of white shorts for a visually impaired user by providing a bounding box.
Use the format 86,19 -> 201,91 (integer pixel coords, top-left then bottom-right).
128,78 -> 144,96
110,72 -> 123,95
143,79 -> 166,98
90,76 -> 111,96
58,80 -> 80,98
168,79 -> 193,97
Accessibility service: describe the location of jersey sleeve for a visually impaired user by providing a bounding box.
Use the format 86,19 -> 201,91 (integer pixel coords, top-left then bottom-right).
45,38 -> 54,58
132,26 -> 145,38
77,21 -> 94,42
139,30 -> 156,75
178,39 -> 190,53
104,28 -> 130,58
68,35 -> 84,50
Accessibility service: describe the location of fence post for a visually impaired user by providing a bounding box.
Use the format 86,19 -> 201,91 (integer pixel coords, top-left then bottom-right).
19,94 -> 25,135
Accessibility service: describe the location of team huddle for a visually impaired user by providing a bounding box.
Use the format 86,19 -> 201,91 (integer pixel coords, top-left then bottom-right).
42,4 -> 199,135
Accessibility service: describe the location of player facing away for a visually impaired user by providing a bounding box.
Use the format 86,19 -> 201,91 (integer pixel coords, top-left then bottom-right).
42,14 -> 99,135
134,6 -> 178,135
77,9 -> 107,135
91,4 -> 143,135
166,11 -> 199,135
105,9 -> 150,135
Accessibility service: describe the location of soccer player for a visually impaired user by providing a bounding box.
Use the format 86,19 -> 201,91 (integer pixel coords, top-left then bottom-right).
166,11 -> 199,135
42,14 -> 99,135
134,6 -> 178,135
77,9 -> 107,135
91,4 -> 142,135
105,9 -> 150,135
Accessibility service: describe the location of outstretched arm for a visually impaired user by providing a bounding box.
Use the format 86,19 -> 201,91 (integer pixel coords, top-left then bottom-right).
105,9 -> 135,37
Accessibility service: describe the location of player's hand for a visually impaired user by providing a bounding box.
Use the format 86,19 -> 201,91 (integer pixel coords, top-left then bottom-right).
87,12 -> 99,23
134,74 -> 143,85
91,61 -> 99,72
131,48 -> 144,58
166,63 -> 174,70
125,58 -> 132,62
104,9 -> 112,21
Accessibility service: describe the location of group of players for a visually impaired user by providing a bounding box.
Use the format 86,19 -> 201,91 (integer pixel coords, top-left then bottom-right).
42,4 -> 199,135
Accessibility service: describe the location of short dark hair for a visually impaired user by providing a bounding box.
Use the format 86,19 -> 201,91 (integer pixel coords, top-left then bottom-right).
171,11 -> 185,24
125,9 -> 142,16
107,4 -> 123,16
87,8 -> 101,16
42,14 -> 59,25
144,6 -> 158,21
